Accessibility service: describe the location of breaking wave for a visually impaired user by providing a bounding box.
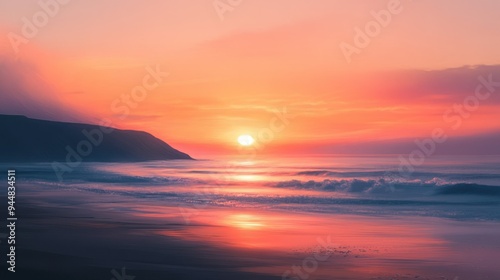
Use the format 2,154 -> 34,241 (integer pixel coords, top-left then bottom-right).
272,178 -> 500,196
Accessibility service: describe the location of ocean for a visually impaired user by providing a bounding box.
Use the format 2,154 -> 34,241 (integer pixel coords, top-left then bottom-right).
3,155 -> 500,279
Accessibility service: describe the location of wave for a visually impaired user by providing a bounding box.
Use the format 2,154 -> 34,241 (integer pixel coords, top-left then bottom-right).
21,167 -> 198,186
272,178 -> 500,196
295,170 -> 500,181
435,183 -> 500,196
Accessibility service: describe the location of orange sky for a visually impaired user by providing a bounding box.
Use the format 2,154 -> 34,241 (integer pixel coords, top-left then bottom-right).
1,0 -> 500,157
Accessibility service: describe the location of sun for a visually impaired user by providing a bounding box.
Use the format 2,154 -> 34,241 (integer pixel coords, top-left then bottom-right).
237,135 -> 255,146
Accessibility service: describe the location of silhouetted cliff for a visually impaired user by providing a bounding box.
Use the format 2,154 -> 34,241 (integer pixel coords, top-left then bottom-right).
0,115 -> 192,162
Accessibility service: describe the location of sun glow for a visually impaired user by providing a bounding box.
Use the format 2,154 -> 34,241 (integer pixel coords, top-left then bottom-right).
227,214 -> 264,230
237,135 -> 255,146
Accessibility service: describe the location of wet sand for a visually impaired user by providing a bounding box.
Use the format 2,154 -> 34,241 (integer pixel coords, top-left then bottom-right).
3,184 -> 500,280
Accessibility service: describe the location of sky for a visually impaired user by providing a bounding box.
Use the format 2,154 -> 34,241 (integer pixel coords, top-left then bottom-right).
1,0 -> 500,157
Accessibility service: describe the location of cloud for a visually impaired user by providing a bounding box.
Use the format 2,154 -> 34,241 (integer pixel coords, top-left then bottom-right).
195,20 -> 323,60
372,65 -> 500,104
312,130 -> 500,155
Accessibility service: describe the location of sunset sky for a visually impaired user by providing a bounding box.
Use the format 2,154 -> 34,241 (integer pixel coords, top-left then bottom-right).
1,0 -> 500,157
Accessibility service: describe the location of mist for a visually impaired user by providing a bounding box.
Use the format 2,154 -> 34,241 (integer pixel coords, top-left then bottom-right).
0,54 -> 88,123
